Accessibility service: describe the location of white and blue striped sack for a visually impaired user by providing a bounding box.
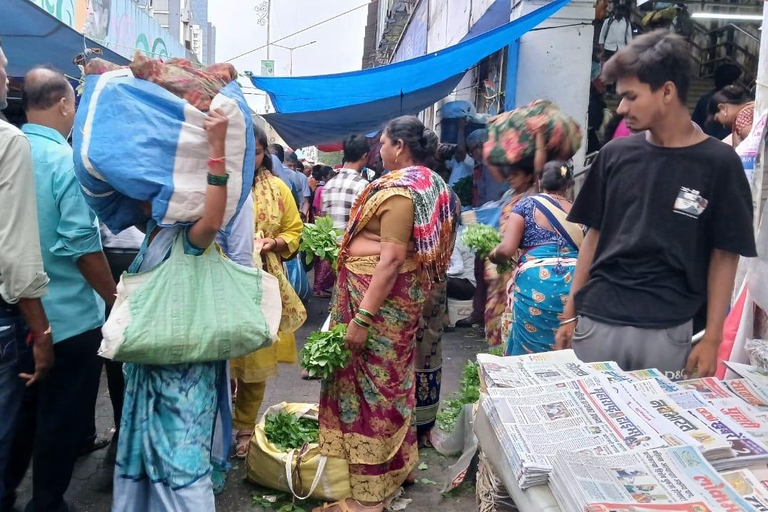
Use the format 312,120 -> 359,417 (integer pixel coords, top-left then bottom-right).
73,69 -> 255,234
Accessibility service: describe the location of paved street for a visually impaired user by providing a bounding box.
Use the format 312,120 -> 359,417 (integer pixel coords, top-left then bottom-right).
10,295 -> 488,512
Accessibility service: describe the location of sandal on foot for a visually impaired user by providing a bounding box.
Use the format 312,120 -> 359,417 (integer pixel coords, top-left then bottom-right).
313,499 -> 355,512
235,429 -> 253,459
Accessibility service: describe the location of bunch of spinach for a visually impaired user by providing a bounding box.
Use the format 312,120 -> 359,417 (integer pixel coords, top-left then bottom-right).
264,411 -> 319,452
299,216 -> 342,267
299,325 -> 353,381
462,224 -> 501,259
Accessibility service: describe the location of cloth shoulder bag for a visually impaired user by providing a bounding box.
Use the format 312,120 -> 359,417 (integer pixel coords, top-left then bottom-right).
100,234 -> 282,364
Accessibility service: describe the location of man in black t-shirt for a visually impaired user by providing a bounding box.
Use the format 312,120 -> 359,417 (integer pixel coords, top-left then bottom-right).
556,30 -> 756,380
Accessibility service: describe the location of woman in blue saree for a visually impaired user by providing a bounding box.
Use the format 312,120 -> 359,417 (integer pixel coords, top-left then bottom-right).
489,162 -> 584,356
111,109 -> 232,511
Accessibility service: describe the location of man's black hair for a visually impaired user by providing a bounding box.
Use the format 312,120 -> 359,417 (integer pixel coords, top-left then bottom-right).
268,143 -> 285,162
343,134 -> 369,164
22,66 -> 72,111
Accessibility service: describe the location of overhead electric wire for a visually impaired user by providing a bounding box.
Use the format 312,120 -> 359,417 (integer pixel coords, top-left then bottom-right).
224,1 -> 370,63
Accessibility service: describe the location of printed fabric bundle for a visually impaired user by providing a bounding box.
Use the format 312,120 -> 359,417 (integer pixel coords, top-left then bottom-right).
72,54 -> 254,234
484,100 -> 583,167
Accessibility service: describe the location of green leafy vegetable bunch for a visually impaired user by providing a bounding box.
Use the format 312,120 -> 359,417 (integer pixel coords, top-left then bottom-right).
264,411 -> 319,452
300,324 -> 353,380
299,216 -> 342,267
462,224 -> 501,259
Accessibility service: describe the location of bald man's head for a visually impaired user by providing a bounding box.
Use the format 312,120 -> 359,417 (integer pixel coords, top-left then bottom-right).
22,67 -> 74,112
22,67 -> 76,138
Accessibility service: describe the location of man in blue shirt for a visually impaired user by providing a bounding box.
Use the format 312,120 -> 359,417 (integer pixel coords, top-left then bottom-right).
2,67 -> 117,512
267,143 -> 302,208
284,151 -> 311,219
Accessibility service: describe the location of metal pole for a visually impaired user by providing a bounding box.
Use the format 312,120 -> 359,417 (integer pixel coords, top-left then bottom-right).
266,0 -> 272,61
755,2 -> 768,117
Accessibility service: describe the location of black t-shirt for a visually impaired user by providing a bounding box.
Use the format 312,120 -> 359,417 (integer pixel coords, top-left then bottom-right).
568,134 -> 756,328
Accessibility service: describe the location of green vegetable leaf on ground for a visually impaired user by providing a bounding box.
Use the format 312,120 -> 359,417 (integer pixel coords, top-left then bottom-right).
417,462 -> 428,470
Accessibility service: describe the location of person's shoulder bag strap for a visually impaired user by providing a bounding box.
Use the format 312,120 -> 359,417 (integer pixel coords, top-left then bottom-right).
530,195 -> 584,251
601,17 -> 614,45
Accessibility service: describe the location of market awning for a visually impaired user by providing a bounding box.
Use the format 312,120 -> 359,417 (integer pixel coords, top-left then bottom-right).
1,0 -> 129,79
249,0 -> 569,148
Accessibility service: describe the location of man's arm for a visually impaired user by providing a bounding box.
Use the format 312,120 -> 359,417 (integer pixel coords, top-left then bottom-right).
0,130 -> 53,385
555,228 -> 600,349
684,249 -> 739,378
77,252 -> 117,307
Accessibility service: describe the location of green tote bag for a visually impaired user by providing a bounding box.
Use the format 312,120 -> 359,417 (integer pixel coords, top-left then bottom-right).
100,234 -> 282,365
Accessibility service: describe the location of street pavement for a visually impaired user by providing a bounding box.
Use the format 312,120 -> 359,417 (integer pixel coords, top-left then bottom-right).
10,295 -> 489,512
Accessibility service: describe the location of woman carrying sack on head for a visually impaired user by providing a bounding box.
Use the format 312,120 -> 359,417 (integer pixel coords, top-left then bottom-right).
229,125 -> 307,462
490,161 -> 584,355
482,101 -> 582,350
112,110 -> 231,510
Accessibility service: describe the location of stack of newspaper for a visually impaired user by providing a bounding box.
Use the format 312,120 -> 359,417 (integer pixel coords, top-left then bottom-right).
550,445 -> 756,512
480,354 -> 667,489
477,351 -> 768,494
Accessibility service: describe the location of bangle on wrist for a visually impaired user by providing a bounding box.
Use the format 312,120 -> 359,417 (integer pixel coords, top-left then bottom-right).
559,317 -> 578,327
207,172 -> 229,186
353,317 -> 371,329
358,308 -> 375,321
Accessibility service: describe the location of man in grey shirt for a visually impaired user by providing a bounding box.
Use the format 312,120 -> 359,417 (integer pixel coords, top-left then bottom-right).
0,39 -> 53,507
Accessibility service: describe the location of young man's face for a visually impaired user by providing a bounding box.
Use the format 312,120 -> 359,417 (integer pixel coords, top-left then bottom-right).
616,76 -> 669,133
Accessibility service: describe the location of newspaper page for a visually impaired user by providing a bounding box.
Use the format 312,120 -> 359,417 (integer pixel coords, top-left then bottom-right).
721,469 -> 768,510
628,368 -> 683,394
586,361 -> 636,384
609,381 -> 707,451
722,379 -> 768,409
477,353 -> 592,389
678,378 -> 737,401
724,361 -> 768,389
687,405 -> 768,470
550,445 -> 754,512
484,375 -> 667,488
711,399 -> 768,441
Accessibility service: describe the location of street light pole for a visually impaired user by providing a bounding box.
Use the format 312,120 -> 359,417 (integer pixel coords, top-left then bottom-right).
271,40 -> 317,76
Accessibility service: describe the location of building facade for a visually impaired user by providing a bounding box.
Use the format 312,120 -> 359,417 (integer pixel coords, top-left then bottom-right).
362,0 -> 593,166
190,0 -> 217,64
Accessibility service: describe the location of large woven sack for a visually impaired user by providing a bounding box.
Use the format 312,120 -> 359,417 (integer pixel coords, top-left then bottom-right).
484,100 -> 582,167
73,69 -> 255,234
100,235 -> 282,364
246,403 -> 350,502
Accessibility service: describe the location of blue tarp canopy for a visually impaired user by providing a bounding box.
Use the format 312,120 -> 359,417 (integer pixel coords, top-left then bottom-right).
1,0 -> 129,79
249,0 -> 569,148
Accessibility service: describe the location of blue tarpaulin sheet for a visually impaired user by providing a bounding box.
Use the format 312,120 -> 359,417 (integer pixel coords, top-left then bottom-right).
249,0 -> 569,148
1,0 -> 129,79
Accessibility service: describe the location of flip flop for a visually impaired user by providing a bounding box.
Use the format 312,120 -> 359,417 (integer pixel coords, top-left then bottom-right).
235,430 -> 253,459
312,499 -> 355,512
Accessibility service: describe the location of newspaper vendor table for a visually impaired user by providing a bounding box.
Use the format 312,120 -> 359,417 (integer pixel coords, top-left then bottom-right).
475,395 -> 562,512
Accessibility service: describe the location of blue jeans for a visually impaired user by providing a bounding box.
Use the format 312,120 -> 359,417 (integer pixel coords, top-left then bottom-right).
0,301 -> 27,512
